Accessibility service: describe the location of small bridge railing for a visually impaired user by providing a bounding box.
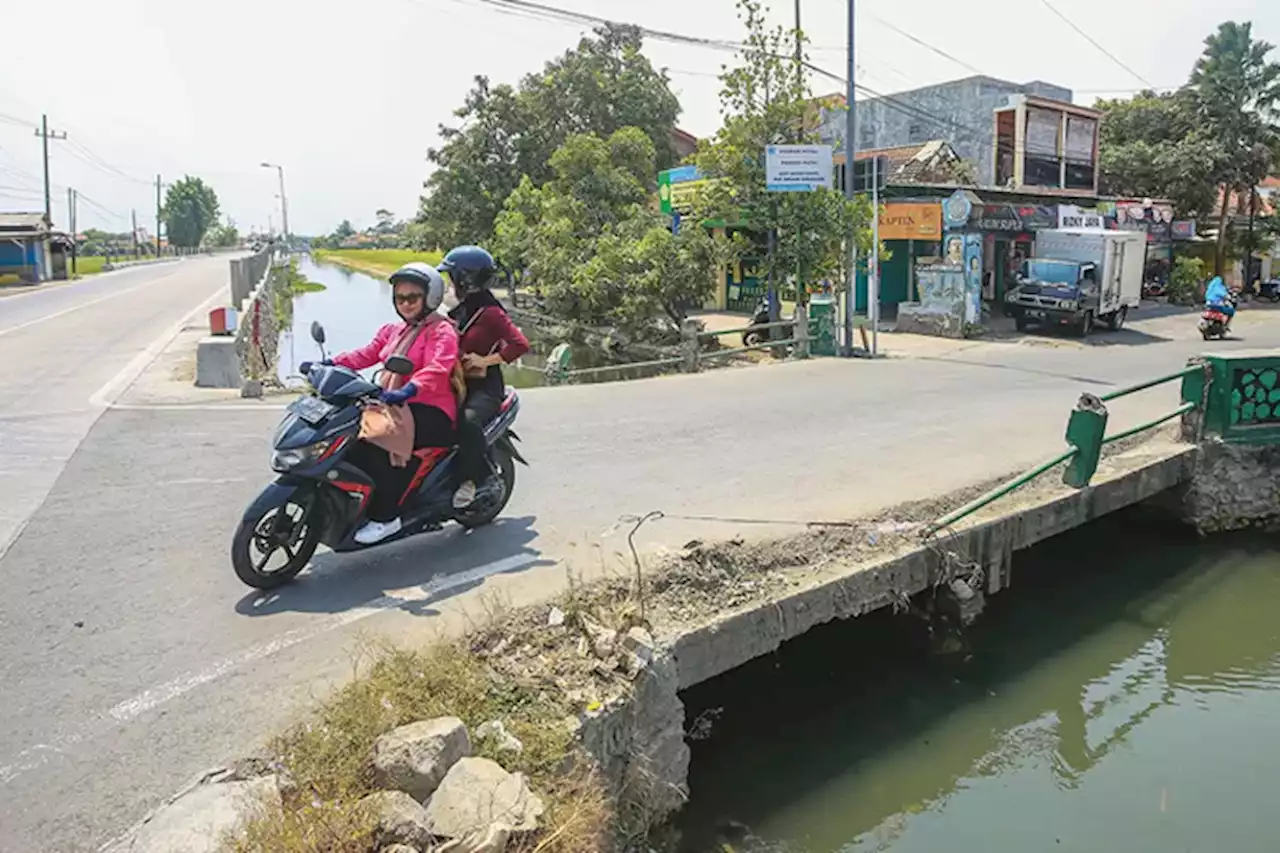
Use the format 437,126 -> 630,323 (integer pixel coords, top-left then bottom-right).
922,352 -> 1280,536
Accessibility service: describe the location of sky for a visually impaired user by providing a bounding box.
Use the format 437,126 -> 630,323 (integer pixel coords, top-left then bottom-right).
1,0 -> 1275,237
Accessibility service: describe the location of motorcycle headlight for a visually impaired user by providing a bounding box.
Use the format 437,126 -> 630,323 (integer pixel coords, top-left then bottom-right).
272,438 -> 337,472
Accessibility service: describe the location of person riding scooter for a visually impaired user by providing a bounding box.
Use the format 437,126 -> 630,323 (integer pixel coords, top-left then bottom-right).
1205,275 -> 1236,322
301,263 -> 459,544
441,246 -> 530,509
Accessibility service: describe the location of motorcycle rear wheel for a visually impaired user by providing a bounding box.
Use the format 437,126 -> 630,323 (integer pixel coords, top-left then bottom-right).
454,446 -> 517,530
232,492 -> 322,589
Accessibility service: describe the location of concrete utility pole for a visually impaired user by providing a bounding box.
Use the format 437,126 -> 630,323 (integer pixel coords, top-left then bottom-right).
261,162 -> 290,249
66,187 -> 78,274
155,175 -> 162,258
794,0 -> 803,90
842,0 -> 858,355
131,209 -> 139,259
870,155 -> 879,356
34,115 -> 67,226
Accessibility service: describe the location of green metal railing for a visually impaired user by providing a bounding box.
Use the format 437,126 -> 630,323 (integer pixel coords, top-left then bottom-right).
921,364 -> 1205,537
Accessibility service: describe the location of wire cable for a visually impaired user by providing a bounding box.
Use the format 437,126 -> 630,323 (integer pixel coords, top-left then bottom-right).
1039,0 -> 1153,88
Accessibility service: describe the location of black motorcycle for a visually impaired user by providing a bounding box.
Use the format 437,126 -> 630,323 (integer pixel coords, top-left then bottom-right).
231,322 -> 526,589
742,297 -> 790,347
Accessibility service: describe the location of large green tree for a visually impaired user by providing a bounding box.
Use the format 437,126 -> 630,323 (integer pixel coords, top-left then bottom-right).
692,0 -> 873,302
162,176 -> 219,248
493,127 -> 724,332
1188,21 -> 1280,270
420,24 -> 681,249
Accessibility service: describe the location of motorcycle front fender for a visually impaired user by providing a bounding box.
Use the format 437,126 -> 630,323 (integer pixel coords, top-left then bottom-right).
240,477 -> 309,526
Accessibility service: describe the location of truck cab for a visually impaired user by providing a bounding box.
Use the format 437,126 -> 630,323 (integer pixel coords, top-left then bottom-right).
1005,258 -> 1100,335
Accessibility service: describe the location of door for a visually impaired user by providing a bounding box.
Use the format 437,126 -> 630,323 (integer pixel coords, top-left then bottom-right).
1102,239 -> 1123,314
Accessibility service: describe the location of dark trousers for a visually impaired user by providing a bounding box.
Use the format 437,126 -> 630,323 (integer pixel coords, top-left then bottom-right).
457,387 -> 502,485
347,403 -> 454,522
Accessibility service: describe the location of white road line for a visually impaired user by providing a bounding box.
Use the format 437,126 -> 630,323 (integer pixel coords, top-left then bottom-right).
0,552 -> 541,784
88,286 -> 227,409
0,268 -> 188,339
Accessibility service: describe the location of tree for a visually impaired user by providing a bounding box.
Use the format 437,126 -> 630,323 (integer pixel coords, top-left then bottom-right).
1188,22 -> 1280,271
206,218 -> 240,248
162,176 -> 220,248
692,0 -> 873,303
374,208 -> 396,234
493,127 -> 726,334
419,24 -> 681,247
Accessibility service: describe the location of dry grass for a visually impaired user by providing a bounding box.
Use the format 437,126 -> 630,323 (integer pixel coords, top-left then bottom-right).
227,640 -> 614,853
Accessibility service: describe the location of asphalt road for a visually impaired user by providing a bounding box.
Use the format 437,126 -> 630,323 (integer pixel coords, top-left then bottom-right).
1,272 -> 1277,850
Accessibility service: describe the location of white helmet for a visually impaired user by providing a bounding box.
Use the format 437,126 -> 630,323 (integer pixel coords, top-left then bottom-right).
388,262 -> 445,317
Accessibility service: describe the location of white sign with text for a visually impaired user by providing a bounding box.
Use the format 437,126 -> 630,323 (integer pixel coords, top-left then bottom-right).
765,144 -> 833,192
1058,204 -> 1104,230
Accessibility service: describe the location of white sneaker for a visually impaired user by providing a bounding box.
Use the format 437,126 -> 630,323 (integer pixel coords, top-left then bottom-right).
354,517 -> 402,545
453,481 -> 477,510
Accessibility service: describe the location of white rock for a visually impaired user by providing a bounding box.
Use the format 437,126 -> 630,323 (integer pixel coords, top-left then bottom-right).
360,790 -> 436,850
424,757 -> 544,838
123,775 -> 279,853
475,720 -> 524,755
371,717 -> 472,800
547,606 -> 565,627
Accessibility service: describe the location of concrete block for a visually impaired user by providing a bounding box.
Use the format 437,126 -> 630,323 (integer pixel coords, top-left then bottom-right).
196,337 -> 242,388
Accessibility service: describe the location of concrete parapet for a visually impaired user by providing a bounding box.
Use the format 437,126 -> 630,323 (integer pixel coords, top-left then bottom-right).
195,337 -> 242,388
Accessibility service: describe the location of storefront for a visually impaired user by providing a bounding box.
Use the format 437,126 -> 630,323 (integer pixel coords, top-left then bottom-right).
940,189 -> 1058,312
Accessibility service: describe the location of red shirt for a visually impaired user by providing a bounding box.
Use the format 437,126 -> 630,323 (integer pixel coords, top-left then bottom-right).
457,305 -> 530,362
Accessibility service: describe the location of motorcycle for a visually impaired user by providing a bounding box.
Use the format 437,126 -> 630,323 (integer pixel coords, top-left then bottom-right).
1258,279 -> 1280,303
1199,296 -> 1236,341
231,321 -> 526,589
742,297 -> 790,347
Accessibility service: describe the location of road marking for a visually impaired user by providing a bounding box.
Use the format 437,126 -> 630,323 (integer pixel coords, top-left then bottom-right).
0,551 -> 541,784
0,267 -> 189,338
88,286 -> 228,409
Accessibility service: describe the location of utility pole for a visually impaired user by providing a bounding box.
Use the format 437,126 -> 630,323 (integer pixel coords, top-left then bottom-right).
66,187 -> 78,275
870,155 -> 879,356
261,162 -> 290,251
794,0 -> 803,91
842,0 -> 858,355
131,209 -> 139,259
34,114 -> 67,227
155,174 -> 162,258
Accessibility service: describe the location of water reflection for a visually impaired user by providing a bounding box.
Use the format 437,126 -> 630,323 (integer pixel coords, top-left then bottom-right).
678,512 -> 1280,853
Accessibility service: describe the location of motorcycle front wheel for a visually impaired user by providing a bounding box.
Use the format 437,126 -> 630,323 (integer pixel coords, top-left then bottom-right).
231,490 -> 322,589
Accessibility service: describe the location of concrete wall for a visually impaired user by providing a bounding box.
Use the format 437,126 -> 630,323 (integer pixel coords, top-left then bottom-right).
816,76 -> 1073,186
1181,439 -> 1280,533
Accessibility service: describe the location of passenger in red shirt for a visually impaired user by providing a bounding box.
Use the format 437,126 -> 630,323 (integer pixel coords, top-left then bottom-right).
440,246 -> 530,508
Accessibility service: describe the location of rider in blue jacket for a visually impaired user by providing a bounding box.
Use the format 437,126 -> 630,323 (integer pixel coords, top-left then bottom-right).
1205,275 -> 1235,318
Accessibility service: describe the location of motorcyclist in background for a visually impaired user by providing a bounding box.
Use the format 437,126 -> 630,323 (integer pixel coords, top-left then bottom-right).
439,246 -> 530,509
1205,275 -> 1236,323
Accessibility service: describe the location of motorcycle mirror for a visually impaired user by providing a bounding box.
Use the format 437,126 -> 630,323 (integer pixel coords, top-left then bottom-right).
309,321 -> 326,345
385,355 -> 414,376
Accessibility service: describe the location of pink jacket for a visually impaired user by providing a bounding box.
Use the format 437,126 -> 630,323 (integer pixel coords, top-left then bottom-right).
333,319 -> 459,423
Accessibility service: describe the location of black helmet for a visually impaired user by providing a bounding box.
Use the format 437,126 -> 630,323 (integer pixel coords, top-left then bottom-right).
388,262 -> 445,317
439,245 -> 498,295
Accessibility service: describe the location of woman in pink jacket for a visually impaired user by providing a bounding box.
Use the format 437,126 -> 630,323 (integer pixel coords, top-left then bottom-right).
305,263 -> 459,544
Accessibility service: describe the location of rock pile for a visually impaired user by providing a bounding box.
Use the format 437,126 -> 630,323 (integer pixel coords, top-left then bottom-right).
112,718 -> 545,853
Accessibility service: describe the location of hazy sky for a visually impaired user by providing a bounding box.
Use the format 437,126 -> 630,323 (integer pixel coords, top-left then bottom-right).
0,0 -> 1273,236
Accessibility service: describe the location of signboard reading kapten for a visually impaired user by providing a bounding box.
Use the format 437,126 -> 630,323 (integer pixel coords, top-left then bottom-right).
765,145 -> 833,192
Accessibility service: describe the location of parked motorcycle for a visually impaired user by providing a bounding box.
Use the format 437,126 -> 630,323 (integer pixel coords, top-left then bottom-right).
743,297 -> 790,347
1258,279 -> 1280,303
1199,296 -> 1237,341
231,321 -> 526,589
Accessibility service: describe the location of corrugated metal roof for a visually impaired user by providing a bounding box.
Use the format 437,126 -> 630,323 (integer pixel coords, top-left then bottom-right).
0,212 -> 51,230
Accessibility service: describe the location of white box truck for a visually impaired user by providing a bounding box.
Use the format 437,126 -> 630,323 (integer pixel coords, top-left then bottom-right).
1005,229 -> 1146,336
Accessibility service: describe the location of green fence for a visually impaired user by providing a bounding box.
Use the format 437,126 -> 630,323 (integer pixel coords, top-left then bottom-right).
922,351 -> 1280,536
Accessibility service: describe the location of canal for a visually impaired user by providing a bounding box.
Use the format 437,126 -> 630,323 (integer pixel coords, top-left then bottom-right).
277,257 -> 548,387
676,508 -> 1280,853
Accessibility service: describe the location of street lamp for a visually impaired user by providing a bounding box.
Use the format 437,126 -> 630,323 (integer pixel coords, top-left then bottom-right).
260,161 -> 290,249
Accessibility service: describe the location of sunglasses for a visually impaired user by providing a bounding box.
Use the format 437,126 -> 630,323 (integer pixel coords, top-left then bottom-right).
394,292 -> 424,305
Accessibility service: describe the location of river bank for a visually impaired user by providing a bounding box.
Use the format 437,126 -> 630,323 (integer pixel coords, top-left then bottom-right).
313,248 -> 444,278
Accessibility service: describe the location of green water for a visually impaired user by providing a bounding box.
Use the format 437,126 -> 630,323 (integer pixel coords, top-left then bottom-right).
677,510 -> 1280,853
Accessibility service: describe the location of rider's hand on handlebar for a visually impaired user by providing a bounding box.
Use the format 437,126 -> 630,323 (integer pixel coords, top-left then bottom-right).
378,383 -> 416,406
299,359 -> 332,375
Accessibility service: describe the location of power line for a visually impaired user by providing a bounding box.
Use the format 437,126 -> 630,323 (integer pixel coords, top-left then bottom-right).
63,137 -> 152,186
863,13 -> 984,76
1039,0 -> 1153,88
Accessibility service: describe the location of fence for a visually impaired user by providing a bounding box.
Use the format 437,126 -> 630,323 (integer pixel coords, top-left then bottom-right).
544,305 -> 834,386
230,249 -> 274,307
921,352 -> 1280,536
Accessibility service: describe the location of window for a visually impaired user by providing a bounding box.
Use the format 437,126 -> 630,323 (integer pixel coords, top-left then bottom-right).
908,123 -> 924,142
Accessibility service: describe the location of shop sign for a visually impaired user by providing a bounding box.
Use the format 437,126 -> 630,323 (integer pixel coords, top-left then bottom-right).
1058,204 -> 1104,229
1172,219 -> 1196,240
879,202 -> 942,240
970,203 -> 1057,232
942,189 -> 974,229
1103,199 -> 1175,243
